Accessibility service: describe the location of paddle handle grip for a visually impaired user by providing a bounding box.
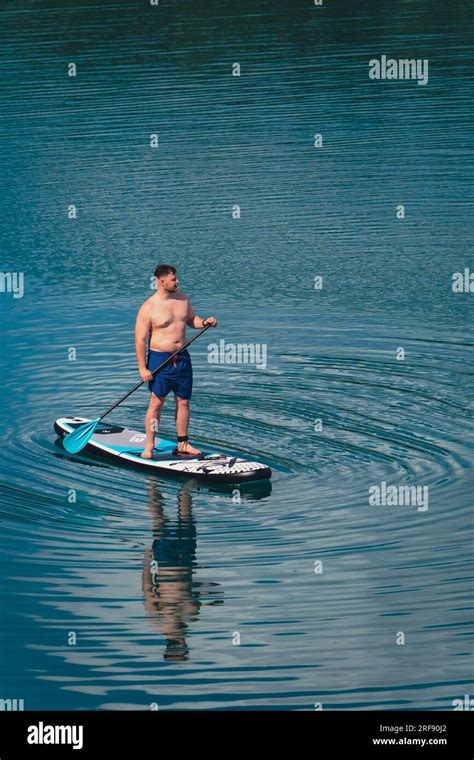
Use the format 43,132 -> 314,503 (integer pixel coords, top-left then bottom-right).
99,323 -> 212,421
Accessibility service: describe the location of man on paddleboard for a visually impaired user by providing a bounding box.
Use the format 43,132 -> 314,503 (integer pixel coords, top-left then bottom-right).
135,264 -> 217,458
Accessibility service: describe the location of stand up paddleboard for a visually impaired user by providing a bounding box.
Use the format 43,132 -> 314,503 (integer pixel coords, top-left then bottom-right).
54,417 -> 272,484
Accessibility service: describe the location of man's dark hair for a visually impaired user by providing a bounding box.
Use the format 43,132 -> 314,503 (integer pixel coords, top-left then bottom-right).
154,263 -> 176,279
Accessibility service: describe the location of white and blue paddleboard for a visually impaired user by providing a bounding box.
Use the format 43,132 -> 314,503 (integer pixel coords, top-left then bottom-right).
54,417 -> 272,484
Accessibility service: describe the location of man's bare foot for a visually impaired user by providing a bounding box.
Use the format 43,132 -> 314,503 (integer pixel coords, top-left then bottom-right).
175,441 -> 201,456
141,447 -> 154,459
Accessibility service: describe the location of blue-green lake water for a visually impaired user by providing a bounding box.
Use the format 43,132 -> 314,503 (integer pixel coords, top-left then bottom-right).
0,0 -> 472,710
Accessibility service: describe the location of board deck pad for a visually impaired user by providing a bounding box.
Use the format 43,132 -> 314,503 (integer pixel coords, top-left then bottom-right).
54,418 -> 272,483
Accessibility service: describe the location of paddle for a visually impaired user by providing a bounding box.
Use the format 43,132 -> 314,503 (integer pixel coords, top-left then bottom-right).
63,323 -> 212,454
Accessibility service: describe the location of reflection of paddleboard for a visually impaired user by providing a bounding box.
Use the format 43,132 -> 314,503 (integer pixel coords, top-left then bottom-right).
54,418 -> 272,484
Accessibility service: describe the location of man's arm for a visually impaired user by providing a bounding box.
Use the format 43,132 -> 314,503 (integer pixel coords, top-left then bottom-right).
186,299 -> 217,328
135,303 -> 153,381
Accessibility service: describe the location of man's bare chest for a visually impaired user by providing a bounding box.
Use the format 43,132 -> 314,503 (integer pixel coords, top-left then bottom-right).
150,299 -> 188,328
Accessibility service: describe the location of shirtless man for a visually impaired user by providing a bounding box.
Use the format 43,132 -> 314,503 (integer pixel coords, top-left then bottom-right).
135,264 -> 217,459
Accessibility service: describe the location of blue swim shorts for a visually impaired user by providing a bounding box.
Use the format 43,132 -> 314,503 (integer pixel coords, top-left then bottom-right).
147,349 -> 193,400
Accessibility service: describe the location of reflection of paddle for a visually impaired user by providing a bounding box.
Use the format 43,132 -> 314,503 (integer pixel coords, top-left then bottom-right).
63,323 -> 212,454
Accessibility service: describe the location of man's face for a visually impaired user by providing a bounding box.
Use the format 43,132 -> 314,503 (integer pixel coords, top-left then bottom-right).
162,272 -> 179,292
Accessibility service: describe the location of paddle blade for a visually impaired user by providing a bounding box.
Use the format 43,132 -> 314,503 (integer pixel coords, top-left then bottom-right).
63,418 -> 100,454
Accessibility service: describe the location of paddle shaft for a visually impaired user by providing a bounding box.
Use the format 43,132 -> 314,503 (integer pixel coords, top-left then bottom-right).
99,323 -> 212,421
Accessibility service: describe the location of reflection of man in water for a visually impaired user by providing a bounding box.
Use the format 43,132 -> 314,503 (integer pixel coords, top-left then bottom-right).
142,482 -> 201,661
142,480 -> 268,661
